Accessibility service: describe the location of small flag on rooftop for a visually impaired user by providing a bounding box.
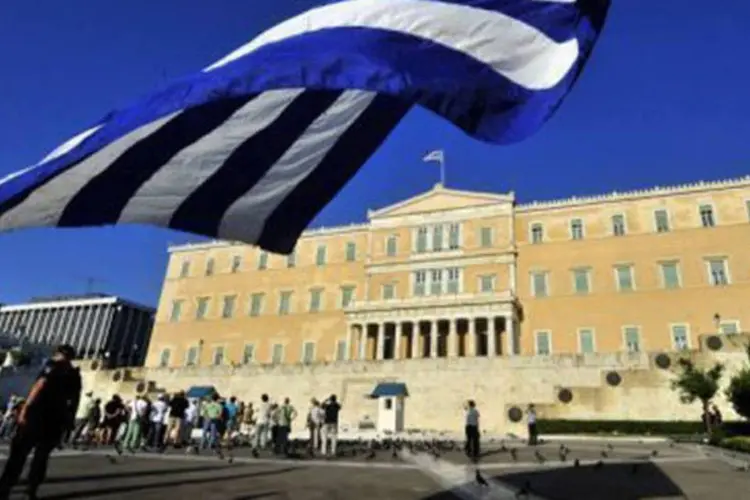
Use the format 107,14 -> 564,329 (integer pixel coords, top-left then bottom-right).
0,0 -> 610,254
423,150 -> 446,186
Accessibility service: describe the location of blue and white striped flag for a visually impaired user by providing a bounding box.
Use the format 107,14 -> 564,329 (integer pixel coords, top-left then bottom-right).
0,0 -> 609,254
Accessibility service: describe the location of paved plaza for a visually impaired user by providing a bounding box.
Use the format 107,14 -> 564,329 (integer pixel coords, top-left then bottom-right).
0,439 -> 748,499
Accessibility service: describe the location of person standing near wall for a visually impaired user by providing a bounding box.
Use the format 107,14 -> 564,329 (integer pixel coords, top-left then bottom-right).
252,394 -> 271,457
165,391 -> 188,449
306,399 -> 323,455
320,395 -> 341,458
120,395 -> 148,453
0,344 -> 81,500
527,404 -> 538,445
464,400 -> 480,463
278,398 -> 297,456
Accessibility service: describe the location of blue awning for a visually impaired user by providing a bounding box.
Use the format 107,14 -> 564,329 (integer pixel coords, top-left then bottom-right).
369,382 -> 409,398
186,385 -> 218,399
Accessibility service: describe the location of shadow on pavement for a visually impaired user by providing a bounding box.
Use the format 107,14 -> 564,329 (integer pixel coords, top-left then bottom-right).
25,464 -> 230,485
39,467 -> 296,500
420,461 -> 685,500
231,494 -> 279,500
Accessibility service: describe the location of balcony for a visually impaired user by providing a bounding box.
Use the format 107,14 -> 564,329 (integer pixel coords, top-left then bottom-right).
344,290 -> 515,319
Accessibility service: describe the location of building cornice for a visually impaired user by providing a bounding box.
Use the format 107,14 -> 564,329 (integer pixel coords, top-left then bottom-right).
0,296 -> 155,313
517,175 -> 750,213
168,176 -> 750,253
168,223 -> 370,254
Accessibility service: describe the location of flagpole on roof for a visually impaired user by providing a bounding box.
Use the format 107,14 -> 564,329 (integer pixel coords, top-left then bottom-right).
422,150 -> 446,187
440,153 -> 446,187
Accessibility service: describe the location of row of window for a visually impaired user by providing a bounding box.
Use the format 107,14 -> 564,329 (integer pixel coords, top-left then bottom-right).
157,338 -> 350,368
156,319 -> 744,367
528,201 -> 750,244
168,254 -> 735,322
534,321 -> 741,355
175,199 -> 750,279
169,286 -> 358,321
529,257 -> 732,298
178,240 -> 360,279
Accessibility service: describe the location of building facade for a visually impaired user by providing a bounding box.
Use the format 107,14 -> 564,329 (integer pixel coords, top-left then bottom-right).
0,294 -> 155,367
146,177 -> 750,369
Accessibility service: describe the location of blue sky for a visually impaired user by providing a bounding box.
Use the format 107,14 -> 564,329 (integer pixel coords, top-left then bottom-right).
1,1 -> 749,307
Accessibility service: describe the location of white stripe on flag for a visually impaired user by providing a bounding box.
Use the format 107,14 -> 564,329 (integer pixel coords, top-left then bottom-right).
423,150 -> 444,163
0,114 -> 179,229
117,89 -> 305,226
218,90 -> 377,242
39,125 -> 104,165
205,0 -> 579,90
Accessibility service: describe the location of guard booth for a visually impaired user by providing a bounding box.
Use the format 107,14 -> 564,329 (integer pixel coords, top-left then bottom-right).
368,382 -> 409,434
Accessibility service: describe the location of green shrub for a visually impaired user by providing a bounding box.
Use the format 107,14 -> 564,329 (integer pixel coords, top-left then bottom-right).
537,419 -> 750,437
719,436 -> 750,453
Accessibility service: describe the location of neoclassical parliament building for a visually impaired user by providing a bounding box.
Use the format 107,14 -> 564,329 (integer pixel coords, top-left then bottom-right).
145,177 -> 750,369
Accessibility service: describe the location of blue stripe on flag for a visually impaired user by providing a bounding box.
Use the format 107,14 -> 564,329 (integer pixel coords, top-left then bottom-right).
56,95 -> 258,226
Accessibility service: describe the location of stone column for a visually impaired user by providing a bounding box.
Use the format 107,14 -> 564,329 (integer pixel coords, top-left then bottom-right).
467,318 -> 476,357
377,323 -> 386,360
346,324 -> 356,360
411,321 -> 419,359
448,319 -> 458,357
508,316 -> 518,355
430,319 -> 439,358
488,317 -> 497,357
359,324 -> 368,360
394,322 -> 402,360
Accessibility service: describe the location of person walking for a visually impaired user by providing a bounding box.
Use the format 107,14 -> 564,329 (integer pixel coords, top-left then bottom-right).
0,344 -> 82,500
67,391 -> 93,445
120,395 -> 148,453
148,395 -> 168,450
199,395 -> 223,452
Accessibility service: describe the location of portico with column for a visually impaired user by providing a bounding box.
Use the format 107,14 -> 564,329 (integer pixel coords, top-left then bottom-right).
344,293 -> 519,361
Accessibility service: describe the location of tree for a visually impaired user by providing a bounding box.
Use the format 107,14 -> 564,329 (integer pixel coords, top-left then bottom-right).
671,357 -> 724,434
726,344 -> 750,420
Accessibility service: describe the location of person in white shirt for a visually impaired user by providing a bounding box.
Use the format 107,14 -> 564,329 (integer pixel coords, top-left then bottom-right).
252,394 -> 271,456
527,404 -> 538,445
464,400 -> 480,463
121,396 -> 149,452
149,395 -> 169,449
306,399 -> 324,454
182,399 -> 199,448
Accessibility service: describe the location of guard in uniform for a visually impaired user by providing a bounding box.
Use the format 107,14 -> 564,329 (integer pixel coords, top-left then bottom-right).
0,345 -> 82,500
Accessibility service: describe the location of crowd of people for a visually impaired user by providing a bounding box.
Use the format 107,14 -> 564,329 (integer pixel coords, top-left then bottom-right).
48,389 -> 344,458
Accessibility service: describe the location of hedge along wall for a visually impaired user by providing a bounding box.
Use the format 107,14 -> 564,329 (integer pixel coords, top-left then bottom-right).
537,419 -> 750,436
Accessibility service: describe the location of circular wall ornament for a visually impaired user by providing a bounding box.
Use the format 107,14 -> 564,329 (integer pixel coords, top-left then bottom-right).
508,406 -> 523,423
90,360 -> 100,371
112,371 -> 122,382
655,353 -> 671,370
135,381 -> 147,393
606,371 -> 622,387
706,336 -> 723,351
558,388 -> 573,403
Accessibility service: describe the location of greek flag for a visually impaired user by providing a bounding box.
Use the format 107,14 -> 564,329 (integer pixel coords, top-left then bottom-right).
0,0 -> 609,254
